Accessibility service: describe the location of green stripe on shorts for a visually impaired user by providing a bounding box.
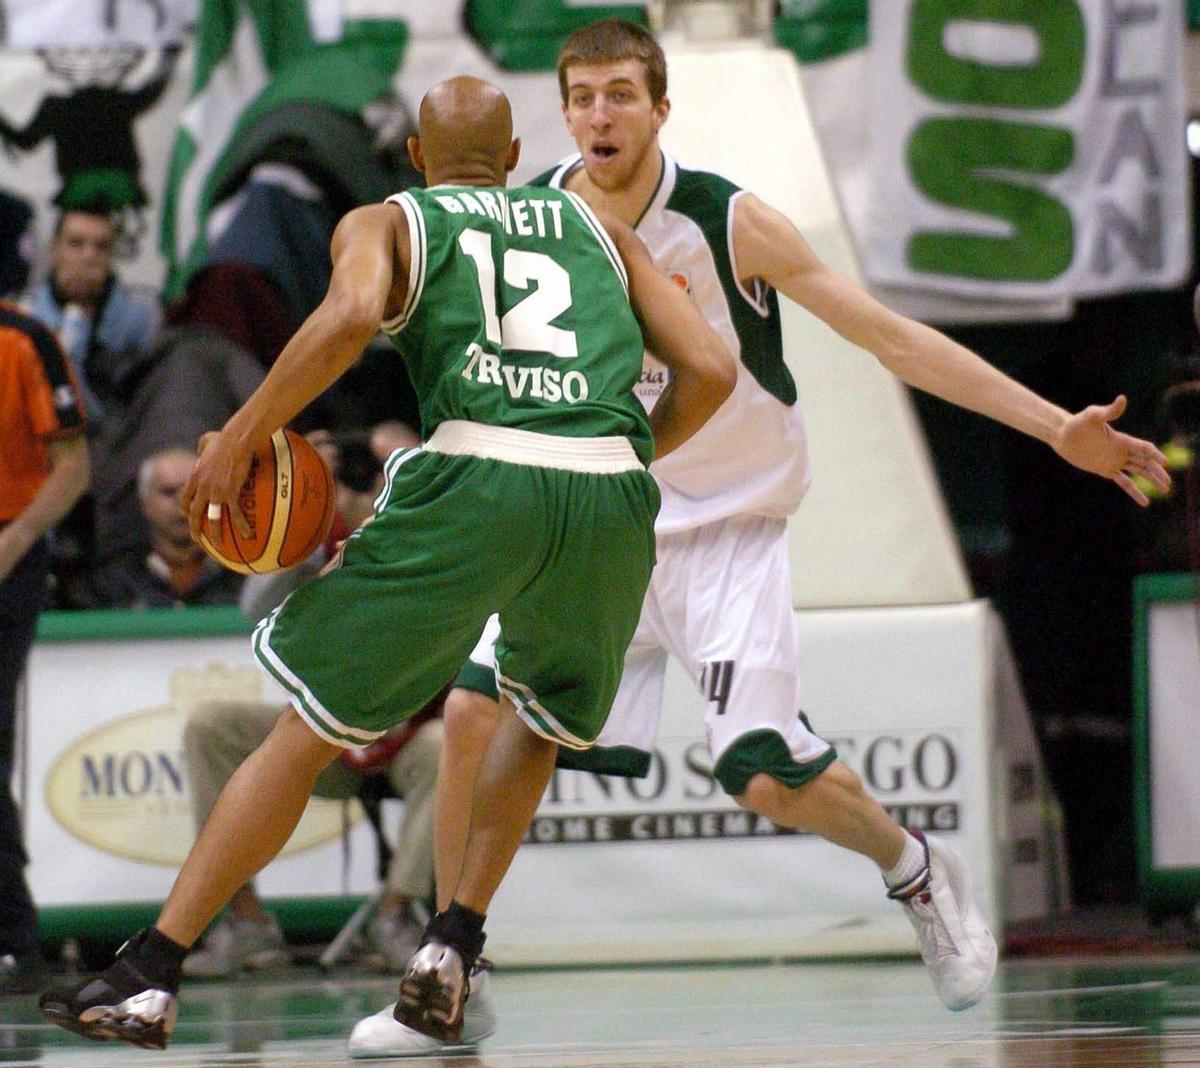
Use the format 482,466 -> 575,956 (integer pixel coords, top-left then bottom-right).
454,659 -> 498,699
252,615 -> 385,748
556,744 -> 652,778
499,673 -> 591,750
713,728 -> 837,797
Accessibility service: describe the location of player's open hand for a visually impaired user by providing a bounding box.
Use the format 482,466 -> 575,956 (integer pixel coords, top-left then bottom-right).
1052,395 -> 1171,506
181,429 -> 255,543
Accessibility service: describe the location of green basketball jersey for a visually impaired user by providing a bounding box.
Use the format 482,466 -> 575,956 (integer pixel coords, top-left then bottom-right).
382,184 -> 653,465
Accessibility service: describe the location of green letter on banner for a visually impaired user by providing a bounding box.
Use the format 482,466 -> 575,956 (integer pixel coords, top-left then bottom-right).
907,118 -> 1075,282
907,0 -> 1085,109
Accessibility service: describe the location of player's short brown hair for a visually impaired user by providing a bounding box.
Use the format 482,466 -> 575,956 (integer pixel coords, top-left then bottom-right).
557,19 -> 667,104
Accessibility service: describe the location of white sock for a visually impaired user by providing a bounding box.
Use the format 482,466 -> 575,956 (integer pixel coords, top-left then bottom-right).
883,831 -> 928,893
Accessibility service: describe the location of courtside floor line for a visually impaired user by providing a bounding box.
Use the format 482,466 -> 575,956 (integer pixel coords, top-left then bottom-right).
4,957 -> 1199,1066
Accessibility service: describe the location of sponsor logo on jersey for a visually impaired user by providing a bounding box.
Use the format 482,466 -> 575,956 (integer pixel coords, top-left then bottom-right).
634,357 -> 670,415
461,342 -> 589,404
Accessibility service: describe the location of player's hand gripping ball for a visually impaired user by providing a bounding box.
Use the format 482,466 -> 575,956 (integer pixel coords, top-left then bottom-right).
199,428 -> 335,574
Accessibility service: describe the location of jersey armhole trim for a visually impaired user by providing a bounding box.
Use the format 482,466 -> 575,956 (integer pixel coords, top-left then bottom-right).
728,190 -> 771,320
563,190 -> 629,297
547,155 -> 580,188
381,192 -> 426,335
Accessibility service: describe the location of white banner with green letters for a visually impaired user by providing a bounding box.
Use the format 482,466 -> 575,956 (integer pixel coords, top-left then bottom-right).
867,0 -> 1190,300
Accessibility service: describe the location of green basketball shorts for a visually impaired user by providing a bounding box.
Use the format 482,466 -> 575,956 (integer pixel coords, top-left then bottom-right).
253,421 -> 659,750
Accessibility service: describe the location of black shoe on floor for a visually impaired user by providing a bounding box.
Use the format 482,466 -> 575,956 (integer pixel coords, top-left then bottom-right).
38,930 -> 180,1050
395,941 -> 468,1044
0,952 -> 48,997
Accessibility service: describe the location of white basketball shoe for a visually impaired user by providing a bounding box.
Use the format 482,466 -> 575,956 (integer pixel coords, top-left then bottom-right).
347,959 -> 497,1058
890,831 -> 998,1011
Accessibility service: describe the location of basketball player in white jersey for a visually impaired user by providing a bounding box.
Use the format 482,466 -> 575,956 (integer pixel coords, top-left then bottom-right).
349,19 -> 1170,1056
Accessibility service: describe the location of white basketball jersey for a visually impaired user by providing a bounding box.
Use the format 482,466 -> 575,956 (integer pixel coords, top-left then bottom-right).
543,152 -> 811,533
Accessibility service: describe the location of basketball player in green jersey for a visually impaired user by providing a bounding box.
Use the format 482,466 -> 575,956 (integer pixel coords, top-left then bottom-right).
37,76 -> 735,1051
349,19 -> 1176,1057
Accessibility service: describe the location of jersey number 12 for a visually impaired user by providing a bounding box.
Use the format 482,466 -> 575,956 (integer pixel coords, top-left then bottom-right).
458,228 -> 579,360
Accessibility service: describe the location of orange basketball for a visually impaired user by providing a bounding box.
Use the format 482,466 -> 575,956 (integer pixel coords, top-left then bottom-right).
199,428 -> 335,574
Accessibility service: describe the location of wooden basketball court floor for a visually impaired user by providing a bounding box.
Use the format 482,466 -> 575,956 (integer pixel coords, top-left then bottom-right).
4,955 -> 1200,1066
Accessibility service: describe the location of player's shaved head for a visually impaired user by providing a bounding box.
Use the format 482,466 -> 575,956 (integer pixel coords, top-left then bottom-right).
420,77 -> 512,156
409,77 -> 520,187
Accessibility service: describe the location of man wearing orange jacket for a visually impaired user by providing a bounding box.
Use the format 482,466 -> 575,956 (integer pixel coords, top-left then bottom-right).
0,300 -> 89,994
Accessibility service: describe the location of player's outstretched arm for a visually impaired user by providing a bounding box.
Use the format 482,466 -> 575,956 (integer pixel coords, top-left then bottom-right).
731,194 -> 1170,505
183,203 -> 409,540
600,214 -> 736,457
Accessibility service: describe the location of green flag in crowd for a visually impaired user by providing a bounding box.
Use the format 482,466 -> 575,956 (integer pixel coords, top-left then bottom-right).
775,0 -> 868,64
776,1 -> 1200,63
465,0 -> 645,69
160,0 -> 407,301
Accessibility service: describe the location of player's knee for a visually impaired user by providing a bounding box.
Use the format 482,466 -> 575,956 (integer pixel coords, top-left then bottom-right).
270,704 -> 342,773
734,761 -> 862,822
820,759 -> 866,799
443,687 -> 501,751
783,762 -> 865,808
733,771 -> 790,816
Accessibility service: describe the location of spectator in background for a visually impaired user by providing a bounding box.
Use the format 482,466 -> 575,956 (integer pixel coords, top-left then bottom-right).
86,328 -> 264,581
84,89 -> 424,575
369,419 -> 420,465
26,204 -> 160,424
91,449 -> 241,609
304,427 -> 341,474
160,91 -> 424,434
77,80 -> 421,580
0,300 -> 89,994
168,90 -> 423,369
182,433 -> 442,977
82,96 -> 422,573
0,191 -> 37,299
21,202 -> 161,606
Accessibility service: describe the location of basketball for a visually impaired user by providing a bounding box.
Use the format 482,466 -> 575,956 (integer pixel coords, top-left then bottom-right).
198,428 -> 335,574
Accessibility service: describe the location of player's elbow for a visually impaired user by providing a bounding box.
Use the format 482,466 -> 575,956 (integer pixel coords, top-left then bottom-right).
701,341 -> 737,407
326,288 -> 386,344
319,286 -> 388,352
716,354 -> 737,399
675,351 -> 735,433
862,311 -> 925,382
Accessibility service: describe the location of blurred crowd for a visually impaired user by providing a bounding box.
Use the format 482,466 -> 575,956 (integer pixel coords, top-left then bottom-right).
0,91 -> 426,613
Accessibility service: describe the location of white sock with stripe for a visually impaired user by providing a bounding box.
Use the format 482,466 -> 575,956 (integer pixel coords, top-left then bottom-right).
883,830 -> 928,895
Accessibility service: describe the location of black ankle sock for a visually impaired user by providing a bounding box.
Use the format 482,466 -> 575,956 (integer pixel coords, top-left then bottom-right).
118,927 -> 189,994
424,901 -> 486,969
